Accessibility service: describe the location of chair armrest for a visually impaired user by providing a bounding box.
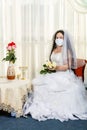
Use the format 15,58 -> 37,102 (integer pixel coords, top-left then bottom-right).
77,59 -> 86,68
85,60 -> 87,63
72,59 -> 86,82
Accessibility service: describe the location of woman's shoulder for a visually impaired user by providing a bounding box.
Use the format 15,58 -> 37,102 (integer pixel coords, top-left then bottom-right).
53,49 -> 57,53
52,48 -> 58,53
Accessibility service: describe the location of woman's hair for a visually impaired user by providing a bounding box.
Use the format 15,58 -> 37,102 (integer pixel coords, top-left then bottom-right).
49,30 -> 64,60
49,30 -> 77,69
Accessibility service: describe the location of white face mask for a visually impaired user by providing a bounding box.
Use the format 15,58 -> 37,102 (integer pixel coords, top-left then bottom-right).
55,38 -> 64,46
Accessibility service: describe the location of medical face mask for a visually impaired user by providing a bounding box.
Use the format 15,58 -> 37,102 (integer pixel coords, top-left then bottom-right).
55,38 -> 64,46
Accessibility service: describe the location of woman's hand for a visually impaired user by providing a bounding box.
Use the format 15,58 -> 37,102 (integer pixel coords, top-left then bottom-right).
56,64 -> 68,71
46,61 -> 57,71
47,64 -> 68,71
47,66 -> 56,71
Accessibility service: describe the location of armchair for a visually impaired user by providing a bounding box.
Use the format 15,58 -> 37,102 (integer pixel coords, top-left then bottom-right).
72,59 -> 87,82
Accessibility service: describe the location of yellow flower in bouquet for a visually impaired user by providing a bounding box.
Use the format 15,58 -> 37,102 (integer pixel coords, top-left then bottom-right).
45,61 -> 57,69
40,60 -> 57,74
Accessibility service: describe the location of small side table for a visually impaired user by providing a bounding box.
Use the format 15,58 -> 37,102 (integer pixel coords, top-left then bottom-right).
0,79 -> 31,117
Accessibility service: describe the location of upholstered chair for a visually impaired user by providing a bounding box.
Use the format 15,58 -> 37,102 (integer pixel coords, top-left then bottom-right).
72,59 -> 87,82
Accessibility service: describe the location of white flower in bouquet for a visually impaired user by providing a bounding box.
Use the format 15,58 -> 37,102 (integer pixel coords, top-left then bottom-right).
45,61 -> 56,69
40,60 -> 57,74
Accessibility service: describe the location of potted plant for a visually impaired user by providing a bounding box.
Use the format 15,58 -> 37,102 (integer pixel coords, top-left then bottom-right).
3,42 -> 17,80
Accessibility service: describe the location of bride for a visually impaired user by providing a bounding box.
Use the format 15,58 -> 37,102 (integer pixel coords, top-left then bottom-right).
23,30 -> 87,122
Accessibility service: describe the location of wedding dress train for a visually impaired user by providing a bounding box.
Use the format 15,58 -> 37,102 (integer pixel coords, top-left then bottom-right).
23,52 -> 87,122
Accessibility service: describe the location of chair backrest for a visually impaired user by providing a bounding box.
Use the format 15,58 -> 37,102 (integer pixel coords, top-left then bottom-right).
72,59 -> 87,82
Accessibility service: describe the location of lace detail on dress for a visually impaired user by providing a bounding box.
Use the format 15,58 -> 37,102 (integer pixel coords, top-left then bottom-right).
51,52 -> 63,66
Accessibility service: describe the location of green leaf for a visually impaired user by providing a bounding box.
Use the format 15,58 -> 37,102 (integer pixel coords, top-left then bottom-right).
43,64 -> 46,67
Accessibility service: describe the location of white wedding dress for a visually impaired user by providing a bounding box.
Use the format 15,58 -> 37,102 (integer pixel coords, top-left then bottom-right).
23,52 -> 87,122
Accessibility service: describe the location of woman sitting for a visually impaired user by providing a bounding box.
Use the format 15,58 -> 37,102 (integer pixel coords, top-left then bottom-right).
23,30 -> 87,122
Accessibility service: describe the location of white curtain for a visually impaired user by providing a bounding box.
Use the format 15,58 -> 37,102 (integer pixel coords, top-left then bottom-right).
0,0 -> 87,81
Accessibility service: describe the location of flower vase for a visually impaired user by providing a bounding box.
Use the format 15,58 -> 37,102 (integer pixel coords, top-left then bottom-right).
7,62 -> 15,80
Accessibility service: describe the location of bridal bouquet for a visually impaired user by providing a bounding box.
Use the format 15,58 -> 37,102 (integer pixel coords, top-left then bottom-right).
40,60 -> 57,74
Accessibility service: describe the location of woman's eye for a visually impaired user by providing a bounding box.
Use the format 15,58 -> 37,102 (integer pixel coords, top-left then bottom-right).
60,37 -> 63,39
56,37 -> 63,39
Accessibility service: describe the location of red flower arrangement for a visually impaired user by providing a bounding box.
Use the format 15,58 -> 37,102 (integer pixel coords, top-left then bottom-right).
3,42 -> 17,63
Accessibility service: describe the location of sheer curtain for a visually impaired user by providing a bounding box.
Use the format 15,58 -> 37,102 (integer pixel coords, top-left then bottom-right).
0,0 -> 87,81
